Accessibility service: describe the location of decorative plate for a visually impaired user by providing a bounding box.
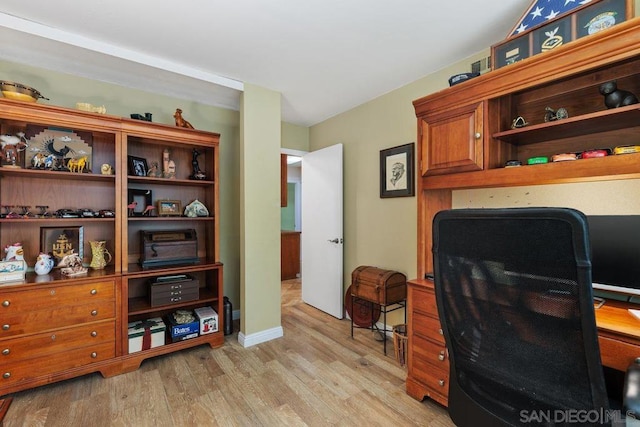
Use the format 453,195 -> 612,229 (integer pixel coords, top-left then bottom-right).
184,199 -> 209,218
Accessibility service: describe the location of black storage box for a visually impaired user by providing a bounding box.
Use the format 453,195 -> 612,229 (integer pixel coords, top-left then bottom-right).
149,274 -> 199,307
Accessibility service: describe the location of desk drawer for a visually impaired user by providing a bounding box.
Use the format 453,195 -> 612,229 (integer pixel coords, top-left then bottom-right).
410,285 -> 438,316
413,311 -> 445,345
599,335 -> 640,372
410,354 -> 449,396
412,333 -> 448,370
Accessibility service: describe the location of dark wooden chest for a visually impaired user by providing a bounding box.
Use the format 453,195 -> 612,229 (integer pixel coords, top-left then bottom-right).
140,229 -> 198,268
149,276 -> 199,307
351,265 -> 407,305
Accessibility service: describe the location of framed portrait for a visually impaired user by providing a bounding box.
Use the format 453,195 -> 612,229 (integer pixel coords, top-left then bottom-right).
128,189 -> 153,216
128,155 -> 148,177
40,226 -> 84,265
157,200 -> 182,217
380,143 -> 415,198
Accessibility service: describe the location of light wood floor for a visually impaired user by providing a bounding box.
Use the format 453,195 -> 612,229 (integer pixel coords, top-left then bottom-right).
3,279 -> 453,426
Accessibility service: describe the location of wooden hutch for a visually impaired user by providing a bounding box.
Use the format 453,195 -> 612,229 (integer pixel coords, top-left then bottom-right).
407,18 -> 640,406
0,100 -> 223,396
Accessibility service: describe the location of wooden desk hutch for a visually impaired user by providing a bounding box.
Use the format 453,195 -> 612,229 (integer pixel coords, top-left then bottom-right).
0,100 -> 223,397
407,18 -> 640,406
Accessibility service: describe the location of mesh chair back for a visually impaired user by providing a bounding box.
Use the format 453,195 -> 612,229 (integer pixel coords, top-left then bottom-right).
433,208 -> 609,426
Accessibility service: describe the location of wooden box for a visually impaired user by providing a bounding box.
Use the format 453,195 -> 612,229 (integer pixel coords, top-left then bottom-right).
149,275 -> 199,307
351,265 -> 407,305
140,229 -> 199,268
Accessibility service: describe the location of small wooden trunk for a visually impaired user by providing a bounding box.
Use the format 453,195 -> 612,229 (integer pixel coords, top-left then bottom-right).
351,265 -> 407,305
140,229 -> 198,268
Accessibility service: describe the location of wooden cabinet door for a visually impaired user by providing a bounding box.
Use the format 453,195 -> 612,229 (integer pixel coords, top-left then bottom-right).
419,101 -> 483,176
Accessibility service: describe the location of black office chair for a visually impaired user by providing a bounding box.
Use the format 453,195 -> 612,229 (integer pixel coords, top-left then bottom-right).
432,208 -> 640,427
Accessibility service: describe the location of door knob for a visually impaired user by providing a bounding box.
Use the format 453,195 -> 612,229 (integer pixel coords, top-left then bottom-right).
327,238 -> 343,244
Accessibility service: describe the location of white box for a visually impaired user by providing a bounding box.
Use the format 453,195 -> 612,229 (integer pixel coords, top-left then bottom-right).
128,317 -> 166,353
194,306 -> 218,334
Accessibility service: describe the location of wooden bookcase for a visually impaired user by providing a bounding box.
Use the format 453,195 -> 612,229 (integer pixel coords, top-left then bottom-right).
0,100 -> 223,395
408,17 -> 640,405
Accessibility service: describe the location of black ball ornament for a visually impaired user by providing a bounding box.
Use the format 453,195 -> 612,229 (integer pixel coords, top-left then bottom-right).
599,80 -> 638,109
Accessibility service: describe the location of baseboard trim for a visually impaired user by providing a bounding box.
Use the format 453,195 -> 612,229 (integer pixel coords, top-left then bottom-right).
238,326 -> 283,348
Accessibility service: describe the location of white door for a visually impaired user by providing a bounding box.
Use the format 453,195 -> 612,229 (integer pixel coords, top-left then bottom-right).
301,143 -> 343,318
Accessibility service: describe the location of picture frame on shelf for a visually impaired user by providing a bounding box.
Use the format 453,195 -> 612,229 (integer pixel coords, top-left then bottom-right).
128,155 -> 148,177
380,143 -> 415,198
40,226 -> 84,266
157,200 -> 182,217
128,189 -> 153,216
532,17 -> 572,55
576,0 -> 629,38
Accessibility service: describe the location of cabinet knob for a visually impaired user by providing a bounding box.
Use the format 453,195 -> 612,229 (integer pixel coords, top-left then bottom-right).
474,132 -> 481,139
438,351 -> 445,361
51,334 -> 56,341
90,289 -> 98,295
438,328 -> 443,335
439,379 -> 445,387
2,348 -> 9,356
2,372 -> 10,379
91,352 -> 98,358
91,310 -> 98,316
91,331 -> 98,337
2,325 -> 9,331
1,300 -> 9,307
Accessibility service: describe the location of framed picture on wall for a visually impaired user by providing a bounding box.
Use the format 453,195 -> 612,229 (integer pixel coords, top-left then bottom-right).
380,143 -> 415,198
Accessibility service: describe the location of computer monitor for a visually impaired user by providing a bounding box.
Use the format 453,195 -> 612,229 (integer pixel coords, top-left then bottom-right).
587,215 -> 640,297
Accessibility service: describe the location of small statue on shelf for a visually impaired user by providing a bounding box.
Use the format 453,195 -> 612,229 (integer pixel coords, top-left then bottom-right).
544,107 -> 568,122
147,161 -> 161,178
599,80 -> 639,109
174,108 -> 194,129
162,148 -> 176,179
0,132 -> 28,168
58,251 -> 87,276
189,148 -> 206,180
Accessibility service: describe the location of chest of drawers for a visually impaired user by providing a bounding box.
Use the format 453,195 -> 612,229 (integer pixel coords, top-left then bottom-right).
0,279 -> 117,395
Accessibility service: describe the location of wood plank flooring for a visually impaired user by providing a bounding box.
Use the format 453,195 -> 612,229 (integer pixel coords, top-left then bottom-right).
2,279 -> 453,426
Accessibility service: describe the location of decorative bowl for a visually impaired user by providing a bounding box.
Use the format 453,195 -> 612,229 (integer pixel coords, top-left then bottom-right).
0,81 -> 49,102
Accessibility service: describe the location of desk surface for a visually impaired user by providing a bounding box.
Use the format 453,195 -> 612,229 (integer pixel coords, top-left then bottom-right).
596,298 -> 640,340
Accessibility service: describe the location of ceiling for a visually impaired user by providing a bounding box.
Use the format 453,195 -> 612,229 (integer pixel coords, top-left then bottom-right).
0,1 -> 531,126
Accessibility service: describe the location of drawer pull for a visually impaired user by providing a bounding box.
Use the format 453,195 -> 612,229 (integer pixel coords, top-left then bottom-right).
2,373 -> 10,379
438,328 -> 443,335
91,310 -> 98,316
2,349 -> 9,355
2,300 -> 9,307
438,351 -> 445,361
474,132 -> 481,139
90,289 -> 98,295
439,379 -> 445,387
51,334 -> 56,341
91,352 -> 97,358
2,325 -> 9,331
91,331 -> 98,337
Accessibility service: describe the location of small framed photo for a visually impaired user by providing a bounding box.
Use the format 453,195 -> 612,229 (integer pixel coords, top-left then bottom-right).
157,200 -> 182,217
128,189 -> 153,216
128,155 -> 148,177
40,226 -> 84,265
380,143 -> 415,198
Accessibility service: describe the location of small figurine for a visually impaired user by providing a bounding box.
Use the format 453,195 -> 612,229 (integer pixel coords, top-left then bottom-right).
34,253 -> 54,275
67,156 -> 88,173
4,243 -> 24,261
58,251 -> 87,276
174,108 -> 194,129
127,201 -> 138,216
544,107 -> 568,122
101,163 -> 113,175
147,161 -> 161,178
1,132 -> 29,168
599,80 -> 638,109
130,113 -> 152,122
511,116 -> 528,129
190,148 -> 206,180
142,205 -> 155,216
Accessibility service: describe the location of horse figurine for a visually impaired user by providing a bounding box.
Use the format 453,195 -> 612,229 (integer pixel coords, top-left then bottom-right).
174,108 -> 194,129
67,156 -> 88,173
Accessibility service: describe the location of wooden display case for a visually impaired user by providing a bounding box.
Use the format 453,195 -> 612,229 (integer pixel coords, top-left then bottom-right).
410,18 -> 640,406
0,99 -> 223,395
